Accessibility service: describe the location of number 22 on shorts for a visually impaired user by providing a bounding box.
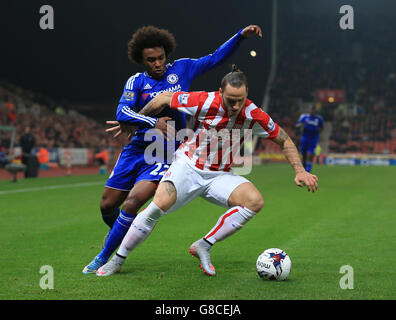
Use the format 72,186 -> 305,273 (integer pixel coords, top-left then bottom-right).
150,163 -> 170,176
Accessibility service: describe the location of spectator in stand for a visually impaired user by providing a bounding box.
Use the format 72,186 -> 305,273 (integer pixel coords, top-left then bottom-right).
37,145 -> 50,169
95,148 -> 110,175
4,96 -> 17,124
0,148 -> 9,167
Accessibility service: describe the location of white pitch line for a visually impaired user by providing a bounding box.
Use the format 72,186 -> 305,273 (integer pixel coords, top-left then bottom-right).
0,181 -> 104,195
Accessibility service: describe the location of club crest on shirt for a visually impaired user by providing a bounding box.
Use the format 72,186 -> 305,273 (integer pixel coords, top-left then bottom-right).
167,74 -> 179,84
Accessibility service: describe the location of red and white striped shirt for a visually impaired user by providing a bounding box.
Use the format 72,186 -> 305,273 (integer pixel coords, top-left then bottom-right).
170,91 -> 279,172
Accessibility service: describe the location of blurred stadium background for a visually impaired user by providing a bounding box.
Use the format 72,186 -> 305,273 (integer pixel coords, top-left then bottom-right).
1,0 -> 396,180
1,0 -> 396,304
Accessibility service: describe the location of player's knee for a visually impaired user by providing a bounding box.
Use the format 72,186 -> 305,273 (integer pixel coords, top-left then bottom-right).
153,181 -> 177,212
100,196 -> 116,212
229,183 -> 264,213
244,194 -> 264,213
122,196 -> 145,214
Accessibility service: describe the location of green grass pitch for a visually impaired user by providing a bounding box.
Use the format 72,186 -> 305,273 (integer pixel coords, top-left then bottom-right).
0,164 -> 395,300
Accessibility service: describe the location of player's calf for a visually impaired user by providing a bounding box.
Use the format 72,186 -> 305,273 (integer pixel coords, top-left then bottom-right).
100,188 -> 128,228
204,205 -> 257,244
116,202 -> 166,258
100,207 -> 120,228
121,180 -> 158,214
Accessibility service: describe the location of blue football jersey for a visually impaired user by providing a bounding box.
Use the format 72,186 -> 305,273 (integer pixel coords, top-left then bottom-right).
297,113 -> 324,139
116,29 -> 245,154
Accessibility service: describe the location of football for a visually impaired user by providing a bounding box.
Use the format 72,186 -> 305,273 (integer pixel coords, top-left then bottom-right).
256,248 -> 292,280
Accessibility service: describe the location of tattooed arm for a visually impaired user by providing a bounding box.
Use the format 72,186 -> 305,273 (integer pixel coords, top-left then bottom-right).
273,127 -> 305,174
272,126 -> 319,193
139,92 -> 173,116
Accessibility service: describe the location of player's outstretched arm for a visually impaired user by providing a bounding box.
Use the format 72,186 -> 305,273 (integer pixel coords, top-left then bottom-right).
186,25 -> 262,78
272,126 -> 319,193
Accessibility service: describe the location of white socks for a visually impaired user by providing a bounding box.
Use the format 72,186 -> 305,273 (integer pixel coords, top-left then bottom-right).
117,202 -> 165,258
116,204 -> 257,258
204,206 -> 256,244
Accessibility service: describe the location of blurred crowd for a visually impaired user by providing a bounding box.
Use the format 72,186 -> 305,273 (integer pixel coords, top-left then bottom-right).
0,81 -> 128,166
262,15 -> 396,155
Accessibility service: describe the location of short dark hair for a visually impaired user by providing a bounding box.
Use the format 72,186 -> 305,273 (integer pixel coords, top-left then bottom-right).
220,64 -> 248,91
127,26 -> 176,64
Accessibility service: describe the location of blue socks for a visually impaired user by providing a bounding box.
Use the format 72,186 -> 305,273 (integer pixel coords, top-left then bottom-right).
305,161 -> 312,173
97,209 -> 137,262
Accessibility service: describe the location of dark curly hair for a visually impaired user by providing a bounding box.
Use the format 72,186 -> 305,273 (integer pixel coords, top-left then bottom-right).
127,26 -> 176,65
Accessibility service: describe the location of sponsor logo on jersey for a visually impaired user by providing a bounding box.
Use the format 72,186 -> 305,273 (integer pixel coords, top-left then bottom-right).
167,74 -> 179,84
149,84 -> 182,98
143,83 -> 152,90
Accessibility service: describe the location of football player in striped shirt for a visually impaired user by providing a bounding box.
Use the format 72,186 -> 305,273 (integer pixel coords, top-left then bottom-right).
82,25 -> 263,274
97,66 -> 318,276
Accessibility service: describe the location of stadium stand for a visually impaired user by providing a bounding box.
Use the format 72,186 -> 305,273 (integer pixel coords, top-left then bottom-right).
255,15 -> 396,160
0,81 -> 128,177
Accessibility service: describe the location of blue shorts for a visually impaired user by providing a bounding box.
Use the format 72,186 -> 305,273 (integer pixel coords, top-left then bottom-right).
300,136 -> 319,155
105,144 -> 170,191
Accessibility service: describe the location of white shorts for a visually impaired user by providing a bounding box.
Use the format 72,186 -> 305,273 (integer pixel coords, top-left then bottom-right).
161,153 -> 250,214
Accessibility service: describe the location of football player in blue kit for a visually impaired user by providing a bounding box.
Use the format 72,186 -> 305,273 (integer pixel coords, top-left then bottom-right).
296,106 -> 323,173
83,24 -> 263,274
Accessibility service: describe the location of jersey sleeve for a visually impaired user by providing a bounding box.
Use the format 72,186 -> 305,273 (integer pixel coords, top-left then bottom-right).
184,29 -> 244,79
318,115 -> 324,128
116,74 -> 158,128
296,114 -> 306,127
170,91 -> 207,117
250,108 -> 280,139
